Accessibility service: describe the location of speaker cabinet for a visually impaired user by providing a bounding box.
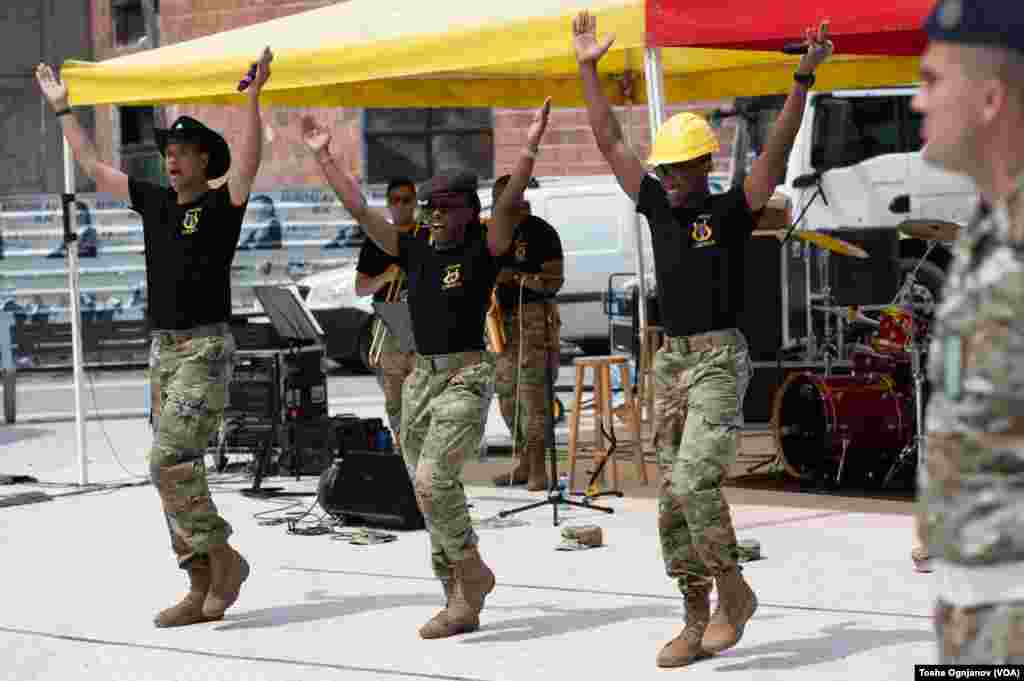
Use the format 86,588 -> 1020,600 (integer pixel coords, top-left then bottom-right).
317,452 -> 425,531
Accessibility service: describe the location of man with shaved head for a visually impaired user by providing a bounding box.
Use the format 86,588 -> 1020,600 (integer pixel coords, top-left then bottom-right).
912,0 -> 1024,664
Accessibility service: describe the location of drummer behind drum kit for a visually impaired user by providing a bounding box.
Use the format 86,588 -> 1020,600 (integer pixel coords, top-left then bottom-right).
753,220 -> 961,489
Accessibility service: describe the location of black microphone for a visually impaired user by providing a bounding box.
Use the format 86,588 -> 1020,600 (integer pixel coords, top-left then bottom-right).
783,42 -> 810,55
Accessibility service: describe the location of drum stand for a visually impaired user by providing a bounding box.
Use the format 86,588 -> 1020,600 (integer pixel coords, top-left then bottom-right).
882,261 -> 932,489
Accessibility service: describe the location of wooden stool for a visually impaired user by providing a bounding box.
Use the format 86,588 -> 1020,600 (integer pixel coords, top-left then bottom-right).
566,355 -> 648,492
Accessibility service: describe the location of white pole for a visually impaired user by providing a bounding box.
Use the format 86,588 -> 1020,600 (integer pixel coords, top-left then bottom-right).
636,47 -> 666,365
62,138 -> 88,485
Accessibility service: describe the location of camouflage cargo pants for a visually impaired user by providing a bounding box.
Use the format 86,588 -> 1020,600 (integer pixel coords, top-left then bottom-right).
653,329 -> 751,594
401,351 -> 493,581
376,331 -> 415,456
934,600 -> 1024,663
149,326 -> 235,568
494,301 -> 560,459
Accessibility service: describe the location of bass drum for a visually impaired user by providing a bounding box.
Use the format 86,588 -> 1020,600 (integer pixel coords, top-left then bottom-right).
772,372 -> 911,485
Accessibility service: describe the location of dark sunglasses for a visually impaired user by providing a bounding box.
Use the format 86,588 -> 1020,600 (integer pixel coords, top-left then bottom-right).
387,193 -> 416,205
654,157 -> 712,179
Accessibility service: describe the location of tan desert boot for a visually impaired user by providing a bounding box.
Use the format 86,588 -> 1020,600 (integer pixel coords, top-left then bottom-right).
154,560 -> 217,628
702,568 -> 757,654
202,544 -> 250,619
657,579 -> 713,667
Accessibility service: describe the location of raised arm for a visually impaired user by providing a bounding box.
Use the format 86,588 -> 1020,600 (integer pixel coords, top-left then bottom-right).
573,11 -> 646,201
228,47 -> 273,207
35,63 -> 129,200
743,22 -> 833,212
489,98 -> 551,257
300,115 -> 399,256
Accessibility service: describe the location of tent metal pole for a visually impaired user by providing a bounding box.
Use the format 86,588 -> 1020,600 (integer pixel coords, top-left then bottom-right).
62,138 -> 88,485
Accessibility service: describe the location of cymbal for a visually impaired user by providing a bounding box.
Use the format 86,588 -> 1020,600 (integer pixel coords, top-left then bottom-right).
899,219 -> 961,242
752,229 -> 869,258
793,230 -> 869,258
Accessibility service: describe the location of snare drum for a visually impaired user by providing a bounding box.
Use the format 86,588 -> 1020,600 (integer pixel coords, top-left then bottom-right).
773,372 -> 911,484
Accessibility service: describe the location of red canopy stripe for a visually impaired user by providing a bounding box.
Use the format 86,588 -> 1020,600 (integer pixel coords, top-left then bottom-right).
645,0 -> 934,56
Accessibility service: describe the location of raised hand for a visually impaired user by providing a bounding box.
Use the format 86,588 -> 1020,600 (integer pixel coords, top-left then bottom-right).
300,115 -> 331,154
797,21 -> 833,73
572,11 -> 615,66
526,97 -> 552,149
35,63 -> 69,110
250,46 -> 273,93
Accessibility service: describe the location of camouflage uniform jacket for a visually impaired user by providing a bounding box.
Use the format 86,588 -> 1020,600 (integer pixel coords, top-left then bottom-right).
924,173 -> 1024,607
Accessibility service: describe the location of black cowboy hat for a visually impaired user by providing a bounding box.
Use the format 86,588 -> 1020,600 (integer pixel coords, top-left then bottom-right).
155,115 -> 231,180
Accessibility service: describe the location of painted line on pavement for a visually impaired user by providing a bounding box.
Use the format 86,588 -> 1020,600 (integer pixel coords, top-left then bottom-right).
0,625 -> 489,681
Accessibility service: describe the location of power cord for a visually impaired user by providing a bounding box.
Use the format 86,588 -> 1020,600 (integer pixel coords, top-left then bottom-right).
86,368 -> 149,480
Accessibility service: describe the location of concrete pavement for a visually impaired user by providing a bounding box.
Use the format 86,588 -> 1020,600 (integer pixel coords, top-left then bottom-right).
0,414 -> 939,681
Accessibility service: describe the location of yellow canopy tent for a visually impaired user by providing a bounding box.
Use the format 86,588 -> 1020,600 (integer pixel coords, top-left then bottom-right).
61,0 -> 921,108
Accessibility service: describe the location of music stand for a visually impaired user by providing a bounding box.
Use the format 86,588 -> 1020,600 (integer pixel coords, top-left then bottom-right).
497,358 -> 616,527
373,301 -> 417,354
239,286 -> 324,498
253,285 -> 324,346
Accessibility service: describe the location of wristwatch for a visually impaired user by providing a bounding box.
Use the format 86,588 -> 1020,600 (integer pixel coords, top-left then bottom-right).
794,72 -> 816,88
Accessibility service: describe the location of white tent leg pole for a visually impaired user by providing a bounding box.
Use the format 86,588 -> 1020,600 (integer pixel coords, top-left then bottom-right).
635,47 -> 666,376
63,138 -> 88,485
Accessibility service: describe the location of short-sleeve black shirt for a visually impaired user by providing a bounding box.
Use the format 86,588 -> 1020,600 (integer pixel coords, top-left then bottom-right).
636,175 -> 758,338
356,224 -> 425,302
129,179 -> 246,330
397,221 -> 501,355
495,215 -> 564,310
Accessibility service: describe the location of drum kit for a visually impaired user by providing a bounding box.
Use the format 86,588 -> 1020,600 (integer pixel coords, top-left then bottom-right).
755,221 -> 960,489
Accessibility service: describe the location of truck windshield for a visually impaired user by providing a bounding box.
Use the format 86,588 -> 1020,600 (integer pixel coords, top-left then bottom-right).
811,95 -> 923,172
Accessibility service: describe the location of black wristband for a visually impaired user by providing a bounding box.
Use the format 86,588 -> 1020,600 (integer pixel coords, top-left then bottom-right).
55,107 -> 72,117
793,72 -> 815,88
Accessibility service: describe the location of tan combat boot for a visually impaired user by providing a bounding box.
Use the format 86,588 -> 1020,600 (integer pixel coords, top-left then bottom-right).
702,568 -> 758,654
154,560 -> 215,628
492,462 -> 528,487
657,579 -> 713,667
526,445 -> 549,492
418,579 -> 455,639
202,544 -> 250,619
418,546 -> 495,639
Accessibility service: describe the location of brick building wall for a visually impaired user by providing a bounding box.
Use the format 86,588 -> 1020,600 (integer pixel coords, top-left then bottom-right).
87,0 -> 735,191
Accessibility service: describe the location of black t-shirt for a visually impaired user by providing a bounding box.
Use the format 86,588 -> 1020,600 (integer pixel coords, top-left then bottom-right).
636,175 -> 758,338
397,221 -> 502,355
356,224 -> 426,303
495,215 -> 563,310
129,179 -> 246,330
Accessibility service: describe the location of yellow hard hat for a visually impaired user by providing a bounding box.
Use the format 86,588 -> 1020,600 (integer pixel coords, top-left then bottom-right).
647,113 -> 720,166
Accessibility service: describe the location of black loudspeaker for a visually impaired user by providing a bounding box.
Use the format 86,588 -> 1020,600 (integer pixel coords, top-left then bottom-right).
317,452 -> 425,531
739,237 -> 785,361
822,228 -> 900,306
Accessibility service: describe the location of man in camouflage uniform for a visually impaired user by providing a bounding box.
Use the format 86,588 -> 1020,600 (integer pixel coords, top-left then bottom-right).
35,50 -> 272,627
574,10 -> 832,667
913,0 -> 1024,663
491,174 -> 564,492
355,177 -> 422,456
302,100 -> 551,638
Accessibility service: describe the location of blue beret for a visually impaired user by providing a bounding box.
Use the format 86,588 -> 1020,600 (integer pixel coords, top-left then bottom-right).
924,0 -> 1024,54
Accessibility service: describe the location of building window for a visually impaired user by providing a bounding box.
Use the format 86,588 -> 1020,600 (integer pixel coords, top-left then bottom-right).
112,0 -> 147,48
119,106 -> 162,183
364,108 -> 493,185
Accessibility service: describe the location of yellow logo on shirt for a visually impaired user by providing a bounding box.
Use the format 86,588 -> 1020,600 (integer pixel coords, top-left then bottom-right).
691,215 -> 716,247
442,264 -> 463,290
182,207 -> 202,235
